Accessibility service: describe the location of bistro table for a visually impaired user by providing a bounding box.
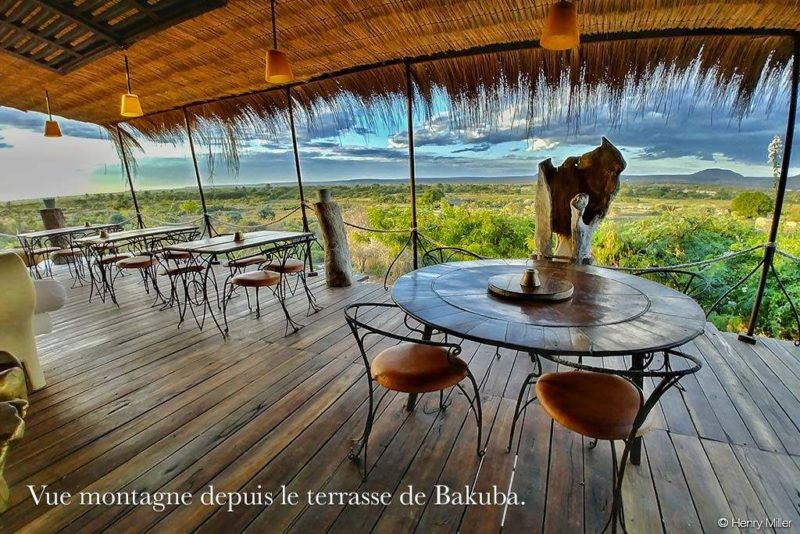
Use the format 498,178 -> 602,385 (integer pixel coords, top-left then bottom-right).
391,258 -> 706,465
17,223 -> 122,278
165,230 -> 319,336
74,224 -> 199,304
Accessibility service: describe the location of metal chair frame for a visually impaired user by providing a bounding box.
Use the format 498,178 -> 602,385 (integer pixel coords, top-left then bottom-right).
344,302 -> 486,481
511,349 -> 702,533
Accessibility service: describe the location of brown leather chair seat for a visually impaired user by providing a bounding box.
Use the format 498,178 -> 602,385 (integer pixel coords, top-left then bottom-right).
231,270 -> 280,288
51,248 -> 81,258
160,264 -> 204,276
227,255 -> 266,269
117,255 -> 157,269
264,258 -> 304,273
97,253 -> 133,265
536,371 -> 641,441
370,343 -> 468,394
159,250 -> 192,261
32,246 -> 61,254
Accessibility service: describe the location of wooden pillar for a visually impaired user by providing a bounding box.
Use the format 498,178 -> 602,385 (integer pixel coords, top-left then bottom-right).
313,189 -> 353,287
183,107 -> 214,236
286,87 -> 316,274
115,125 -> 144,228
405,61 -> 419,270
739,35 -> 799,344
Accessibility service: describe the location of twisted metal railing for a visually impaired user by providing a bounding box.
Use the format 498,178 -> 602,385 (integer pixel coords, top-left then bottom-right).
607,244 -> 799,346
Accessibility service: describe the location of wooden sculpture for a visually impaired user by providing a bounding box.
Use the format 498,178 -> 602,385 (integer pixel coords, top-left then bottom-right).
534,137 -> 626,264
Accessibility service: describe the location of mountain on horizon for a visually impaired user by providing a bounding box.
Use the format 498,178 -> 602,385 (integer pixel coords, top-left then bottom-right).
688,168 -> 745,180
198,167 -> 796,190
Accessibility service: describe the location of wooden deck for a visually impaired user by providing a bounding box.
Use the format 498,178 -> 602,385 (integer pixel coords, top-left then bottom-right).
2,268 -> 799,533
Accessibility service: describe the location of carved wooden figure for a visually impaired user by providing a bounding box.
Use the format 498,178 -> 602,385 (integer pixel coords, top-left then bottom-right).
534,137 -> 626,263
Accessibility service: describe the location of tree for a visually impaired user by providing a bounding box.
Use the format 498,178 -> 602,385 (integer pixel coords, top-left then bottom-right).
420,185 -> 445,205
258,207 -> 275,220
768,135 -> 782,191
180,200 -> 201,215
731,191 -> 774,218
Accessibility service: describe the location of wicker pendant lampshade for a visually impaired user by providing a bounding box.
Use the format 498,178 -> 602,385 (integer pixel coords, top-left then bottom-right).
541,1 -> 580,51
265,0 -> 294,83
266,49 -> 294,83
43,90 -> 61,138
120,55 -> 143,118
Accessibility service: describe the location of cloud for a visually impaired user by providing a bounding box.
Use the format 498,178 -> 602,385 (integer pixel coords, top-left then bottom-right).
527,138 -> 560,151
451,143 -> 491,153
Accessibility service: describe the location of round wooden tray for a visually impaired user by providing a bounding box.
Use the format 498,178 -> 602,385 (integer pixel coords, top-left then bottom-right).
488,272 -> 574,301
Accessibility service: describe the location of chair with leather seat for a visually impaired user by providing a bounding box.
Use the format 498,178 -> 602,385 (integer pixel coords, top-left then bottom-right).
158,258 -> 210,328
263,256 -> 320,315
222,269 -> 300,336
344,302 -> 485,480
532,351 -> 701,533
116,255 -> 162,303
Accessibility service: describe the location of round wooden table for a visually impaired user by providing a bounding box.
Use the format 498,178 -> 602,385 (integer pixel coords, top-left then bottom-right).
392,259 -> 705,524
391,259 -> 706,356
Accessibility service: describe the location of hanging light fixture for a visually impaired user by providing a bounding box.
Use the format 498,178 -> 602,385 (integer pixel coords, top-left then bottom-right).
43,90 -> 62,138
265,0 -> 294,83
120,55 -> 143,118
541,1 -> 580,51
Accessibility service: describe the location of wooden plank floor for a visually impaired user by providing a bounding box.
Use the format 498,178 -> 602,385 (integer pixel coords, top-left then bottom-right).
2,266 -> 799,533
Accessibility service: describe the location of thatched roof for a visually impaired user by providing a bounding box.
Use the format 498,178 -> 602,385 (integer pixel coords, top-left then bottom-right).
2,0 -> 799,160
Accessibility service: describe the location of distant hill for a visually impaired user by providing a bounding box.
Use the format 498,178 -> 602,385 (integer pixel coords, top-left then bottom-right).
201,168 -> 799,191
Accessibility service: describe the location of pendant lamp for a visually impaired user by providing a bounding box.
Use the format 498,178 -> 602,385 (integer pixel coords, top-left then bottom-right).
43,90 -> 62,138
265,0 -> 294,83
120,55 -> 144,117
541,1 -> 580,51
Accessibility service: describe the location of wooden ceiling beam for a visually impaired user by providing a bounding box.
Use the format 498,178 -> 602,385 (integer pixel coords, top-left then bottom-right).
31,0 -> 119,43
0,15 -> 80,56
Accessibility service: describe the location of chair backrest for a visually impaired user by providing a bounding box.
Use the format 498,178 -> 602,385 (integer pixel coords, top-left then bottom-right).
630,268 -> 709,299
0,254 -> 36,383
421,247 -> 485,267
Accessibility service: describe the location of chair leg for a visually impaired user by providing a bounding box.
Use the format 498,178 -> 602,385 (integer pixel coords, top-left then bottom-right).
349,377 -> 375,481
507,371 -> 538,453
457,370 -> 485,457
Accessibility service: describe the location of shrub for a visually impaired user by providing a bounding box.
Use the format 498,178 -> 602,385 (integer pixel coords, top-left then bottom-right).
731,191 -> 774,218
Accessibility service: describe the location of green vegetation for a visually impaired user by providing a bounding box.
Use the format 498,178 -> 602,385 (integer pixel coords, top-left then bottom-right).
731,191 -> 774,218
1,181 -> 798,341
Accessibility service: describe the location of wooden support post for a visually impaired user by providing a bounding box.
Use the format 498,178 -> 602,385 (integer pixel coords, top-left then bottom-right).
183,107 -> 214,236
286,87 -> 316,275
313,189 -> 353,287
740,36 -> 799,344
405,61 -> 419,270
116,125 -> 144,228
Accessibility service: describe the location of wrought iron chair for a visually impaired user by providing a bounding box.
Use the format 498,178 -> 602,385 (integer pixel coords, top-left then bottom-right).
533,350 -> 702,533
421,246 -> 485,267
629,268 -> 709,298
344,302 -> 485,480
421,246 -> 502,376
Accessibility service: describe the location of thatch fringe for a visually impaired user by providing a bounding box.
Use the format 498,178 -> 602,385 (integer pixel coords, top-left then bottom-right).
113,34 -> 794,173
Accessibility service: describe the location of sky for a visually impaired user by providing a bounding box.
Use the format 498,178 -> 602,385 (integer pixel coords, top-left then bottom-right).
1,84 -> 798,202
